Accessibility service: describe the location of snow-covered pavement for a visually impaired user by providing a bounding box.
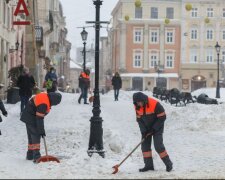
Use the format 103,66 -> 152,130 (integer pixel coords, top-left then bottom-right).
0,89 -> 225,179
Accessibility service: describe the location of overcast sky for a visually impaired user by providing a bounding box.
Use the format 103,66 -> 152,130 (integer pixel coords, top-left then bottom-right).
61,0 -> 119,60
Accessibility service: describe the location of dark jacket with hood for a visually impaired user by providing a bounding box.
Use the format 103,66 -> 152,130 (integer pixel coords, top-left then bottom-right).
133,92 -> 166,135
112,75 -> 122,90
17,73 -> 35,97
20,92 -> 62,134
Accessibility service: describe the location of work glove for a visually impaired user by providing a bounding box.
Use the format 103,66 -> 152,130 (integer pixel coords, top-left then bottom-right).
40,133 -> 46,138
142,131 -> 153,138
2,111 -> 7,117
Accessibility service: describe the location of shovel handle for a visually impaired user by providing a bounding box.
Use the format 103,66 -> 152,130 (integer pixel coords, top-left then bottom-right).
42,136 -> 48,156
117,132 -> 152,168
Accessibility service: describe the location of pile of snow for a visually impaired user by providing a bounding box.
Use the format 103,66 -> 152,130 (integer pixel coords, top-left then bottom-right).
0,90 -> 225,178
192,88 -> 225,102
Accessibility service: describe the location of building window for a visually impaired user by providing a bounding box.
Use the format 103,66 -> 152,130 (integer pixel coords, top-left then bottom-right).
149,52 -> 159,68
135,7 -> 142,19
133,28 -> 143,43
222,51 -> 225,63
166,30 -> 174,44
151,7 -> 158,19
206,29 -> 213,40
206,50 -> 213,63
223,8 -> 225,17
190,50 -> 198,63
191,8 -> 198,17
133,50 -> 143,68
165,53 -> 174,68
207,8 -> 213,17
222,30 -> 225,40
166,7 -> 174,19
3,2 -> 6,25
149,29 -> 159,43
7,7 -> 10,29
191,29 -> 198,40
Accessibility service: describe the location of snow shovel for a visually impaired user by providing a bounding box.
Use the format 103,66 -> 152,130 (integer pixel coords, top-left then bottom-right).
112,133 -> 152,174
37,136 -> 60,163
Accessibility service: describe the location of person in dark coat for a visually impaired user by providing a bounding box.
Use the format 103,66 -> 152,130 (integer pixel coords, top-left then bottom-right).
133,92 -> 173,172
0,97 -> 8,135
112,72 -> 122,101
17,67 -> 35,113
20,92 -> 62,163
78,69 -> 90,104
44,67 -> 58,93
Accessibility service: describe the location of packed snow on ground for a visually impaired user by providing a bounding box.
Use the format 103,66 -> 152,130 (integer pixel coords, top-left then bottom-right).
0,88 -> 225,179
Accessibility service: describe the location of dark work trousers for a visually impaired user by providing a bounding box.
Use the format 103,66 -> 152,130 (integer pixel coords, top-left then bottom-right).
78,87 -> 88,104
114,89 -> 120,101
141,126 -> 171,167
20,96 -> 30,113
26,124 -> 41,160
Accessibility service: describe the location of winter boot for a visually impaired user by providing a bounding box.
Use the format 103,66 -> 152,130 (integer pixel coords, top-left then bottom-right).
139,158 -> 154,172
162,156 -> 173,172
26,150 -> 33,160
33,150 -> 41,163
78,97 -> 81,104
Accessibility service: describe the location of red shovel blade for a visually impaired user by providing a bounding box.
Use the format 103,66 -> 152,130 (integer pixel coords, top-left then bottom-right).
112,165 -> 119,174
36,155 -> 60,163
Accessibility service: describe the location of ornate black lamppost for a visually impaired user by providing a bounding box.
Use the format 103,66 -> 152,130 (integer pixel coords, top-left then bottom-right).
80,28 -> 88,71
215,42 -> 221,98
86,0 -> 106,158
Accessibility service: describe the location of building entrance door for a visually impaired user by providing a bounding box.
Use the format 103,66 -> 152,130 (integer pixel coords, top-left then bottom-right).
132,77 -> 143,91
156,77 -> 167,89
191,75 -> 206,92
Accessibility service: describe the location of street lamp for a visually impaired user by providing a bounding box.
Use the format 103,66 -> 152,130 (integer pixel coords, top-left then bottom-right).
87,0 -> 105,158
81,27 -> 88,71
215,42 -> 221,98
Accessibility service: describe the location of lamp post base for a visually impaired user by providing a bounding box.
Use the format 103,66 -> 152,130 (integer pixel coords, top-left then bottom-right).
88,116 -> 105,158
216,81 -> 220,99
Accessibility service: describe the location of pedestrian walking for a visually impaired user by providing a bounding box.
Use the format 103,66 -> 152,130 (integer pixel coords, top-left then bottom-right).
44,67 -> 58,93
17,67 -> 35,114
0,84 -> 8,135
112,72 -> 122,101
133,92 -> 173,172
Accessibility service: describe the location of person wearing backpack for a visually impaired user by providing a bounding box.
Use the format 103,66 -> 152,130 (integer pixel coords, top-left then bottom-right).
44,67 -> 58,93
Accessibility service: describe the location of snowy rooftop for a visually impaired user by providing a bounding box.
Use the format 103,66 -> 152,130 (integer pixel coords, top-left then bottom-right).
70,61 -> 82,69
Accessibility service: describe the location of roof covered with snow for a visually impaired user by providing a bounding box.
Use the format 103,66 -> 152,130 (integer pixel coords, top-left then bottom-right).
70,61 -> 82,69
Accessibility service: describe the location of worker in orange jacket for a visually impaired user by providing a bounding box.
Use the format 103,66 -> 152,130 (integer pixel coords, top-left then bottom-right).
133,92 -> 173,172
20,92 -> 62,163
78,69 -> 90,104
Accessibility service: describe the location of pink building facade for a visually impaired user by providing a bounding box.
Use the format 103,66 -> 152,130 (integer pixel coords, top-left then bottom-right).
110,0 -> 181,91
